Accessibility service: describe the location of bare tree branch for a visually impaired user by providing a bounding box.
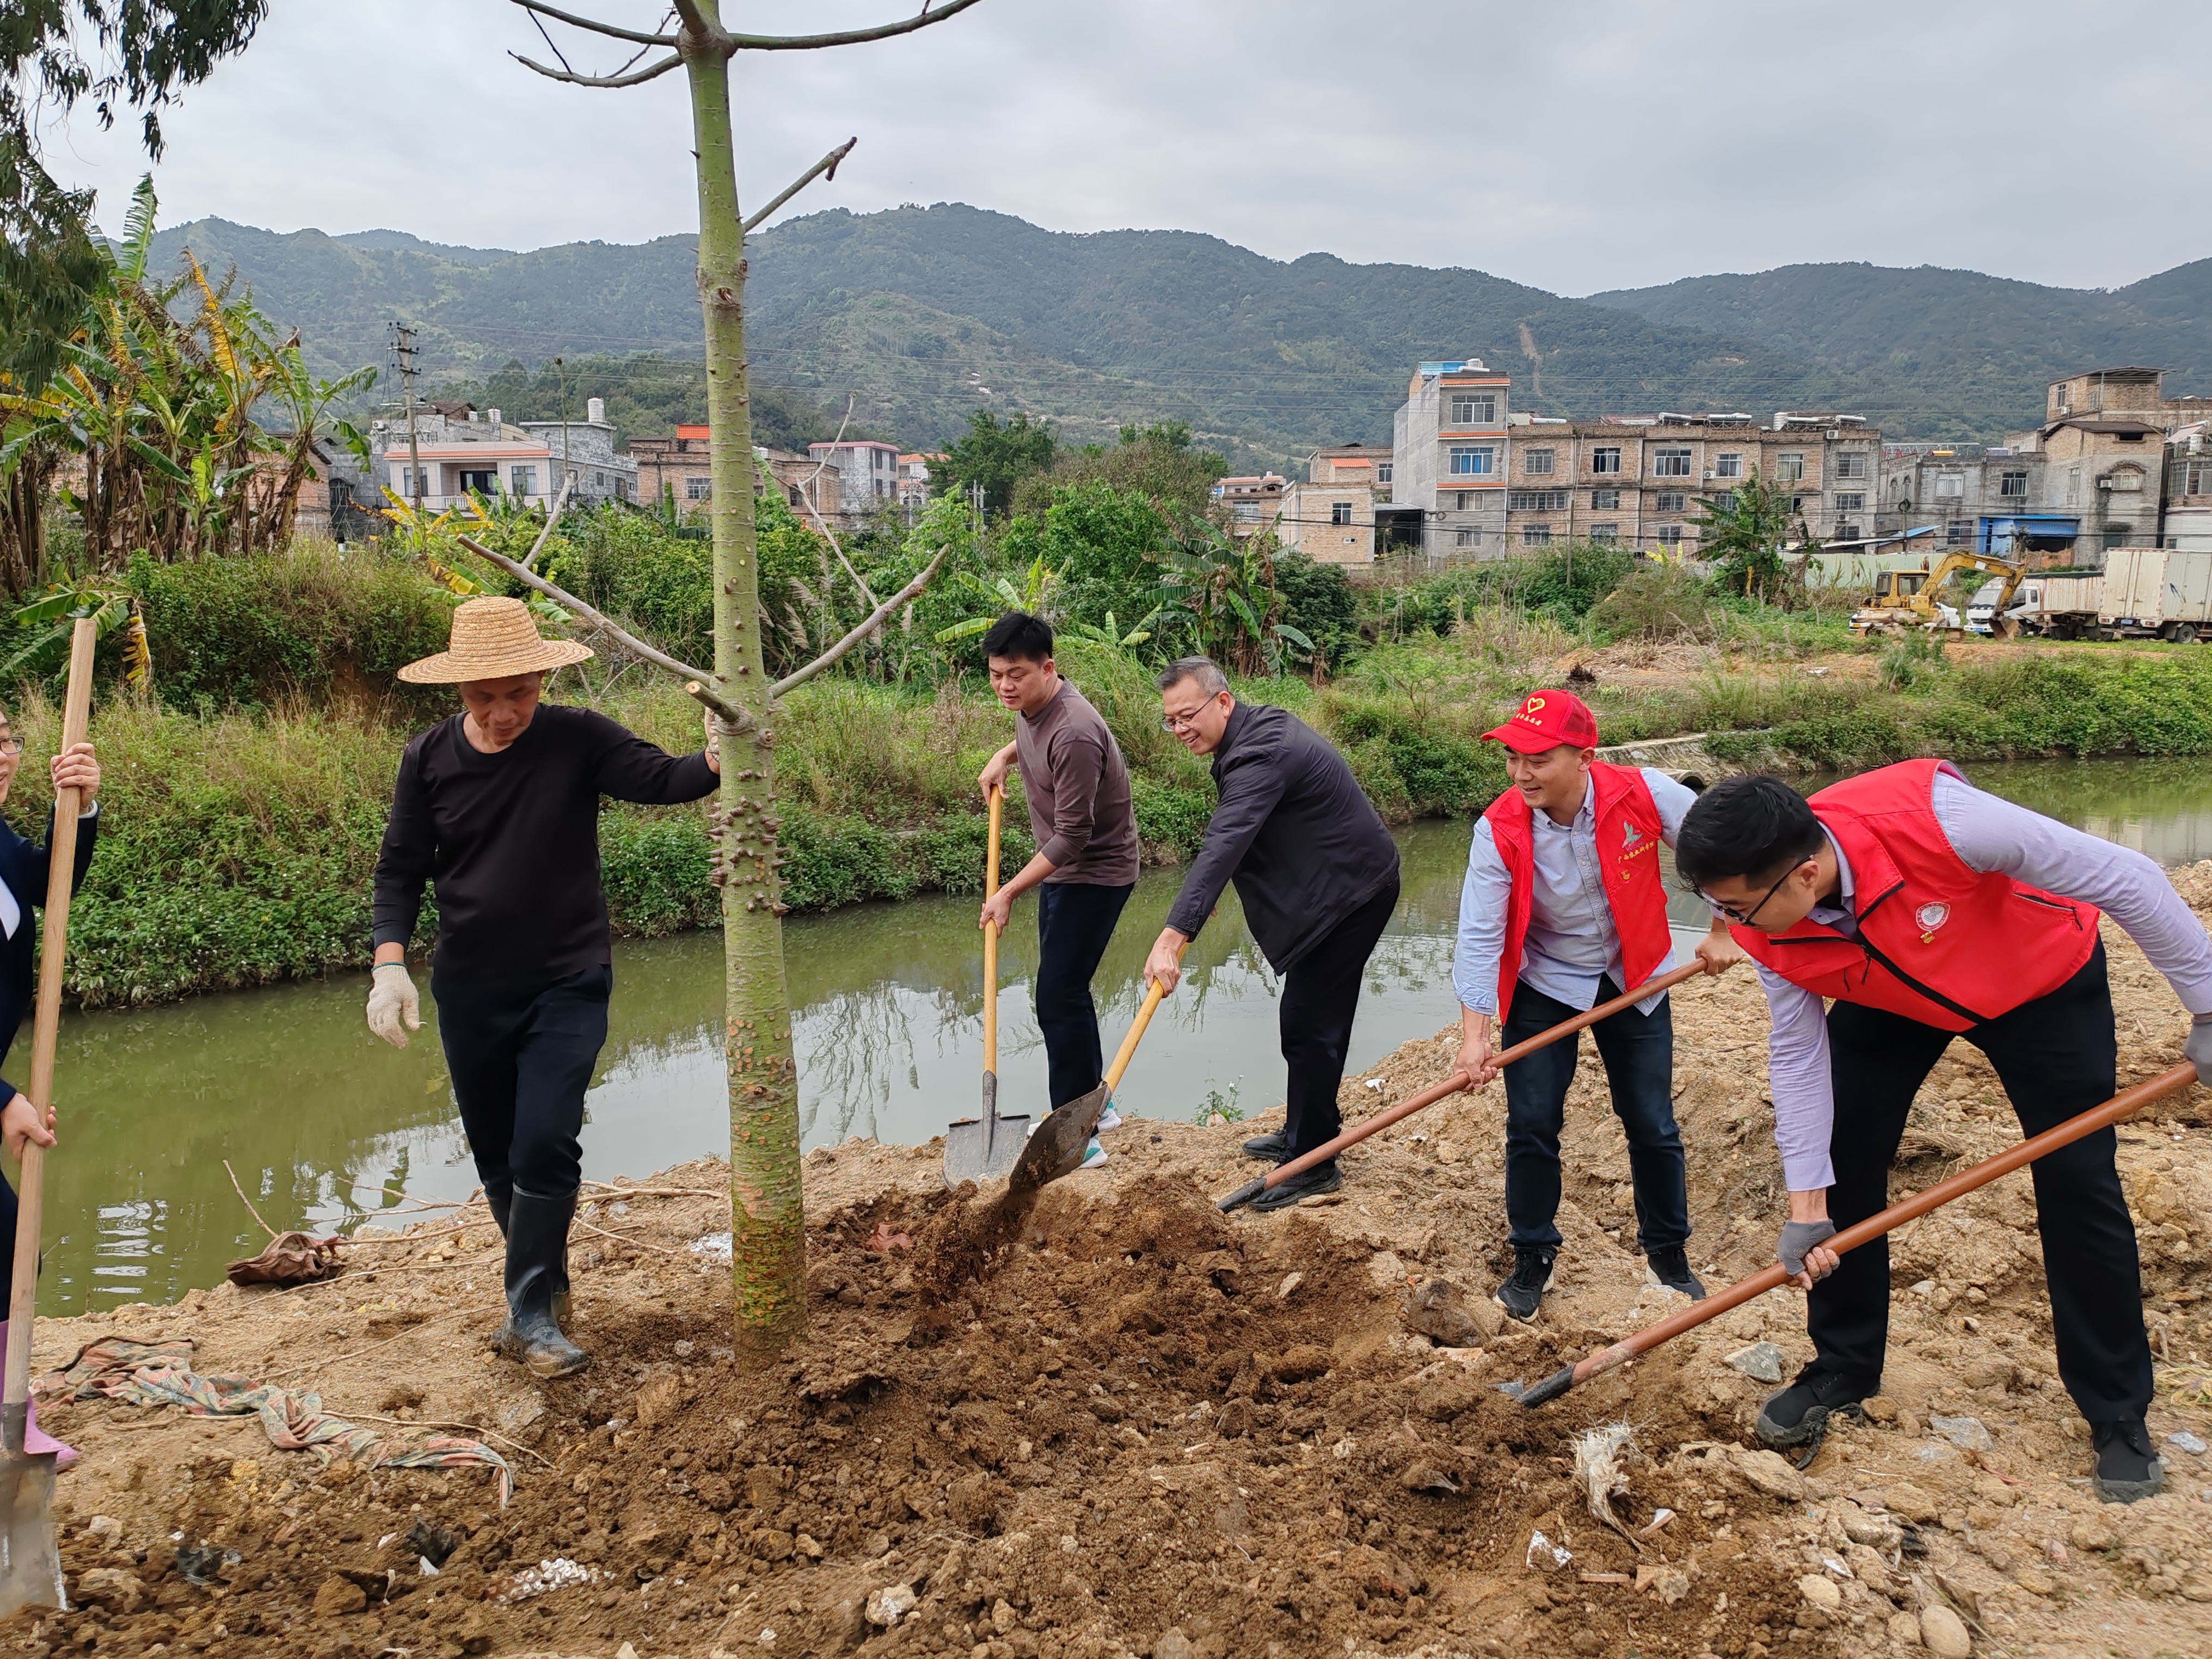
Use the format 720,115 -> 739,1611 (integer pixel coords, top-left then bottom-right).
511,48 -> 683,87
457,533 -> 751,728
772,544 -> 948,697
741,136 -> 858,232
727,0 -> 986,52
795,394 -> 881,609
521,475 -> 574,572
511,0 -> 677,46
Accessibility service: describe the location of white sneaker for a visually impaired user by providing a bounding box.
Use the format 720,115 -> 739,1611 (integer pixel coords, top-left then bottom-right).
1077,1136 -> 1108,1171
1095,1106 -> 1123,1133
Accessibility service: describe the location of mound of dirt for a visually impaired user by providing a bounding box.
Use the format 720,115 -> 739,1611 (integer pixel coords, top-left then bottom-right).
9,868 -> 2212,1659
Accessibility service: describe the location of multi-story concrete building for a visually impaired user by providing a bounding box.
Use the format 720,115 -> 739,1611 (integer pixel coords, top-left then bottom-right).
1276,479 -> 1375,566
898,453 -> 939,513
1875,444 -> 2064,555
2163,423 -> 2212,552
1305,442 -> 1392,502
1212,473 -> 1286,539
807,439 -> 901,511
518,398 -> 638,506
1392,360 -> 1510,555
367,404 -> 561,513
630,426 -> 843,523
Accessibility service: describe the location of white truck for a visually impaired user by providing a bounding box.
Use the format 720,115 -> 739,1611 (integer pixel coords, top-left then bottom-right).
1979,572 -> 2105,638
2097,548 -> 2212,642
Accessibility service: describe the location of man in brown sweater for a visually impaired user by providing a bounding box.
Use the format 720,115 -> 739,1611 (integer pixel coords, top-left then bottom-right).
976,612 -> 1140,1159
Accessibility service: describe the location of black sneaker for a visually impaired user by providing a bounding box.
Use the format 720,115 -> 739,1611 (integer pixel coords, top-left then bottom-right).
1241,1130 -> 1287,1162
1250,1160 -> 1341,1212
1494,1248 -> 1556,1322
2092,1419 -> 2165,1504
1645,1247 -> 1706,1301
1756,1367 -> 1870,1449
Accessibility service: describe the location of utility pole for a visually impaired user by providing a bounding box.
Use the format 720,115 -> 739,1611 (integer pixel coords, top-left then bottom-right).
555,355 -> 573,496
392,323 -> 425,516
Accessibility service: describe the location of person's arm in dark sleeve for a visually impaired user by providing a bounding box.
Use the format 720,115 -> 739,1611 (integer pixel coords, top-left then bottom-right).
1164,744 -> 1289,941
372,744 -> 435,954
20,798 -> 99,905
590,717 -> 719,804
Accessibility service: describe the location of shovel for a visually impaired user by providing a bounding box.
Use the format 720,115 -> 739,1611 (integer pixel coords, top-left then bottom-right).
1517,1058 -> 2203,1410
1217,959 -> 1724,1212
1003,943 -> 1184,1190
944,786 -> 1030,1185
0,615 -> 97,1617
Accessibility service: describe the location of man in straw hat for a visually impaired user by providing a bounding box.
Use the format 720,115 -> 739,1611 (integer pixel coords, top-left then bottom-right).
368,596 -> 722,1377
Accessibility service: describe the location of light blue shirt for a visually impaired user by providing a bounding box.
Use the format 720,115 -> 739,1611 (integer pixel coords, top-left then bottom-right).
1453,768 -> 1698,1019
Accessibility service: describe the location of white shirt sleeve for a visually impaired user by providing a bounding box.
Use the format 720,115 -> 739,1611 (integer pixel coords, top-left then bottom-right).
1932,767 -> 2212,1016
1453,818 -> 1514,1016
1645,769 -> 1700,846
1760,962 -> 1836,1191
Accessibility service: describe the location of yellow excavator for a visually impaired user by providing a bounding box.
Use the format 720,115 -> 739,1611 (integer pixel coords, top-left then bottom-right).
1851,551 -> 2026,637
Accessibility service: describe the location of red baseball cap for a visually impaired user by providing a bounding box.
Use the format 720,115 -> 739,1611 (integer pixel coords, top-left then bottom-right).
1483,689 -> 1600,754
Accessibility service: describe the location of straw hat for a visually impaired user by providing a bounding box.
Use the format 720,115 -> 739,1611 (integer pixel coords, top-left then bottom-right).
397,596 -> 594,684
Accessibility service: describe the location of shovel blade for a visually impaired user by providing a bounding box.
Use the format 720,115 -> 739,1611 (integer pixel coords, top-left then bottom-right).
944,1071 -> 1030,1187
1006,1082 -> 1109,1192
0,1449 -> 64,1617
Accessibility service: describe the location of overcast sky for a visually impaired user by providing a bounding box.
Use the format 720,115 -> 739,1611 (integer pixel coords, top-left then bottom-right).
36,0 -> 2211,296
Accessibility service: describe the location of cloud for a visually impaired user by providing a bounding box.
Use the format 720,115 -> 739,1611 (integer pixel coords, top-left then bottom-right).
39,0 -> 2212,294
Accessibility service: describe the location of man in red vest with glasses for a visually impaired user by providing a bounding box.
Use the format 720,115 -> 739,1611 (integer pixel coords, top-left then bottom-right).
1677,763 -> 2212,1502
1455,689 -> 1742,1322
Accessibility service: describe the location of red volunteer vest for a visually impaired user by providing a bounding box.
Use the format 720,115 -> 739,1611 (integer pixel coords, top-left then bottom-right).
1483,762 -> 1673,1023
1731,759 -> 2099,1030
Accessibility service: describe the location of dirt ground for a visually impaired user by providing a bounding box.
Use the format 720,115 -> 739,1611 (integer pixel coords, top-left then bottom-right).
1568,631 -> 2193,698
10,868 -> 2212,1659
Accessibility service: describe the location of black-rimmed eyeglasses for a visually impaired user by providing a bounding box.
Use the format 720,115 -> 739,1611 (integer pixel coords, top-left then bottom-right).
1697,863 -> 1801,927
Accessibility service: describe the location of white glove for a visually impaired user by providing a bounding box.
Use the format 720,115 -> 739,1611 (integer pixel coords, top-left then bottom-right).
367,963 -> 421,1049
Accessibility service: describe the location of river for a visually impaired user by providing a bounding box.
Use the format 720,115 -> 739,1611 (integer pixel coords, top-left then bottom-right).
33,757 -> 2212,1313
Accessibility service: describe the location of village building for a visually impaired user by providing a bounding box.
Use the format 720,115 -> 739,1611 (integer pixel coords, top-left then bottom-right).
629,426 -> 843,523
1391,360 -> 1510,556
517,398 -> 638,506
365,403 -> 560,513
1212,472 -> 1287,539
807,439 -> 901,512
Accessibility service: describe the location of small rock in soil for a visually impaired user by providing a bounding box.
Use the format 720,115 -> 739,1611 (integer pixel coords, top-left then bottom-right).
1724,1341 -> 1785,1382
1888,1610 -> 1923,1647
312,1574 -> 368,1616
865,1583 -> 917,1626
1403,1276 -> 1503,1345
1919,1600 -> 1973,1657
2167,1429 -> 2208,1455
1797,1574 -> 1841,1612
1928,1413 -> 1993,1451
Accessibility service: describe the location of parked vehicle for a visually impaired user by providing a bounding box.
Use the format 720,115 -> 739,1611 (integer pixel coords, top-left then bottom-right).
1851,551 -> 2024,636
2097,548 -> 2212,642
2008,571 -> 2105,638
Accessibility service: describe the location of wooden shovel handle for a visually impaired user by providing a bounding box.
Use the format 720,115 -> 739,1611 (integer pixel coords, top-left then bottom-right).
4,617 -> 97,1418
981,785 -> 1002,1077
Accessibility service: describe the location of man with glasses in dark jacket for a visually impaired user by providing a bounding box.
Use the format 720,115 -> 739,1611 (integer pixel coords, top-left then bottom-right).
1142,658 -> 1400,1209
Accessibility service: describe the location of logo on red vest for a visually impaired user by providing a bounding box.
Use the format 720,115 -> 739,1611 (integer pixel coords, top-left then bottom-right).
1914,901 -> 1951,942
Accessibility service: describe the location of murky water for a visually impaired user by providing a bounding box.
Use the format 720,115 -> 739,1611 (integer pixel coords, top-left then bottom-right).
25,757 -> 2212,1312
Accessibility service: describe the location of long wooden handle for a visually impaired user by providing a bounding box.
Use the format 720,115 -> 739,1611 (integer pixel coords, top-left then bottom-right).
1259,957 -> 1718,1193
981,785 -> 1002,1078
1101,942 -> 1187,1096
1523,1059 -> 2204,1408
4,617 -> 97,1421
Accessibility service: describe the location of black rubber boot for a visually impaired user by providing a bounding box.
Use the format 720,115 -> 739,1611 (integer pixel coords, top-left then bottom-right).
494,1186 -> 588,1379
1645,1246 -> 1707,1301
1756,1366 -> 1870,1449
2092,1419 -> 2165,1504
1494,1248 -> 1556,1322
1250,1159 -> 1341,1211
1241,1130 -> 1288,1162
487,1189 -> 566,1324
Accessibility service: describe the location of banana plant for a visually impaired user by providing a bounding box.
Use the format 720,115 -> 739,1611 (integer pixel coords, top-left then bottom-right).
1058,610 -> 1155,655
1151,520 -> 1311,675
932,554 -> 1062,643
0,579 -> 134,685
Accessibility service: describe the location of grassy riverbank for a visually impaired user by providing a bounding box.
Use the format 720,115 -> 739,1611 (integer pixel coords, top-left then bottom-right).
10,623 -> 2212,1006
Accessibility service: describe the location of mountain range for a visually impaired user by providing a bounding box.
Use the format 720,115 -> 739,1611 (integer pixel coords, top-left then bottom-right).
146,205 -> 2212,463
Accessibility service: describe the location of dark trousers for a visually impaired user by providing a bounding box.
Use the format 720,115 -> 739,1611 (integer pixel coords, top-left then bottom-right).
1811,941 -> 2148,1424
1501,975 -> 1688,1255
1280,880 -> 1401,1162
1034,881 -> 1134,1110
433,964 -> 612,1205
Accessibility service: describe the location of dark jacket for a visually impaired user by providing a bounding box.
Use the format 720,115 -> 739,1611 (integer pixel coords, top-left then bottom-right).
0,803 -> 99,1102
1165,702 -> 1398,971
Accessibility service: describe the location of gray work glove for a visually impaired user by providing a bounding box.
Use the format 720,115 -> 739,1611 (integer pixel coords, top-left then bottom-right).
367,963 -> 421,1050
2189,1015 -> 2212,1084
1778,1218 -> 1838,1280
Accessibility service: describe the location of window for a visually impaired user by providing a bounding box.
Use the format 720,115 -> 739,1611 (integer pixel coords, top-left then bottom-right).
1330,500 -> 1354,526
1652,447 -> 1693,477
1521,525 -> 1553,546
1946,519 -> 1969,546
1712,491 -> 1737,514
1933,473 -> 1964,500
1454,528 -> 1478,548
1655,490 -> 1686,512
1834,493 -> 1865,513
686,476 -> 712,500
1590,447 -> 1623,475
2067,466 -> 2081,505
1377,464 -> 1393,486
1654,526 -> 1685,547
1835,524 -> 1860,541
1791,495 -> 1811,515
1232,502 -> 1262,524
458,469 -> 496,496
1448,445 -> 1496,476
508,465 -> 537,497
1590,487 -> 1621,510
1715,452 -> 1743,478
2188,462 -> 2212,496
1449,392 -> 1496,424
787,486 -> 803,506
1523,448 -> 1556,476
1507,490 -> 1569,511
1776,452 -> 1805,482
1589,524 -> 1619,544
1833,451 -> 1869,480
2000,469 -> 2029,499
615,477 -> 629,501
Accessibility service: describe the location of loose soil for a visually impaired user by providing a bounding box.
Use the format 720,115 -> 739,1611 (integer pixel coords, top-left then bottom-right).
13,868 -> 2212,1659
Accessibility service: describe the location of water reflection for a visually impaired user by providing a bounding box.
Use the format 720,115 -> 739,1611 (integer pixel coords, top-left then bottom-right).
23,759 -> 2212,1312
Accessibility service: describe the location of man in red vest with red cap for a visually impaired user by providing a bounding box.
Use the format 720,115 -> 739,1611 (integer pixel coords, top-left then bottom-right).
1677,763 -> 2212,1502
1454,689 -> 1742,1322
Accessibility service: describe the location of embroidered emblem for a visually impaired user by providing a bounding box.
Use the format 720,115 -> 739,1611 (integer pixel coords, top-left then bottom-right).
1915,901 -> 1951,942
1623,822 -> 1642,847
